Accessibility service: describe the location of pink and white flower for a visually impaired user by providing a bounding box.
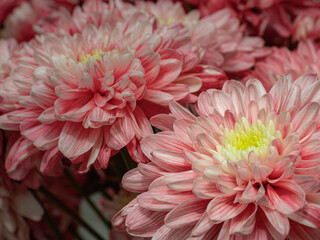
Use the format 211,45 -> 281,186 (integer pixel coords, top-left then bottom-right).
0,7 -> 225,175
292,14 -> 320,42
245,40 -> 320,91
1,0 -> 78,42
0,168 -> 43,240
0,38 -> 18,82
113,74 -> 320,239
0,0 -> 26,24
182,0 -> 320,45
120,0 -> 269,73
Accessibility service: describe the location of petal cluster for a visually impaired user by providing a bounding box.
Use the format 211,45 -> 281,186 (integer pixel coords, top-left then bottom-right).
113,74 -> 320,239
245,40 -> 320,90
0,3 -> 224,175
0,169 -> 43,240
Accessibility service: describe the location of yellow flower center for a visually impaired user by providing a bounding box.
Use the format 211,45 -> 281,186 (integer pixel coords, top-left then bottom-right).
79,50 -> 105,64
157,16 -> 177,26
217,118 -> 281,161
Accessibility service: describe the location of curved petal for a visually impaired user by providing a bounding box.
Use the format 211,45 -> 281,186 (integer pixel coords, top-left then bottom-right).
59,122 -> 100,159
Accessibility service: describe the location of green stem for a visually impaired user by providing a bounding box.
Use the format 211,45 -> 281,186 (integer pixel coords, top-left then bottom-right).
39,186 -> 104,240
120,148 -> 136,171
120,149 -> 131,171
30,190 -> 65,240
64,169 -> 112,229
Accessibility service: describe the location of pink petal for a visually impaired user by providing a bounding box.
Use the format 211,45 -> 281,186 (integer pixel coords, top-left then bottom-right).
112,199 -> 137,231
169,101 -> 196,121
207,196 -> 248,222
174,76 -> 202,93
293,175 -> 320,194
173,119 -> 194,146
148,58 -> 182,89
141,132 -> 193,160
21,120 -> 62,150
244,79 -> 266,104
151,149 -> 191,172
288,220 -> 320,240
164,170 -> 198,191
122,168 -> 153,193
40,146 -> 62,174
5,137 -> 38,174
108,117 -> 135,150
149,176 -> 194,204
260,206 -> 289,236
59,122 -> 100,158
291,102 -> 319,131
130,106 -> 153,140
165,198 -> 208,228
150,114 -> 176,131
143,89 -> 174,106
137,192 -> 177,211
230,203 -> 257,235
160,83 -> 190,101
198,89 -> 231,116
216,174 -> 237,194
31,81 -> 56,109
137,162 -> 167,179
191,213 -> 216,237
193,177 -> 222,199
153,225 -> 194,240
236,182 -> 258,203
14,191 -> 44,221
287,203 -> 320,228
126,205 -> 167,237
196,133 -> 218,151
251,163 -> 273,181
266,180 -> 305,214
268,157 -> 295,182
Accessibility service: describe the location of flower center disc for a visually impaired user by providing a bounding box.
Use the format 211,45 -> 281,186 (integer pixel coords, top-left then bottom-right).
217,118 -> 281,161
79,49 -> 105,64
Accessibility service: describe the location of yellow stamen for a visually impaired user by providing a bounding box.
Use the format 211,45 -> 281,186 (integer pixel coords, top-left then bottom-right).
79,50 -> 105,64
217,118 -> 281,161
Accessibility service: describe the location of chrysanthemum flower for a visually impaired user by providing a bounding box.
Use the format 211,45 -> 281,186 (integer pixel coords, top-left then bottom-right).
118,0 -> 269,73
245,40 -> 320,91
0,8 -> 225,175
113,74 -> 320,239
0,39 -> 17,82
0,0 -> 26,24
292,14 -> 320,42
1,0 -> 78,42
181,0 -> 320,46
0,168 -> 43,240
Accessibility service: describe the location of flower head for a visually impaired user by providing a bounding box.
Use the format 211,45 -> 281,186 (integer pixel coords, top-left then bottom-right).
0,4 -> 223,175
113,74 -> 320,239
0,167 -> 43,240
121,0 -> 269,73
245,40 -> 320,90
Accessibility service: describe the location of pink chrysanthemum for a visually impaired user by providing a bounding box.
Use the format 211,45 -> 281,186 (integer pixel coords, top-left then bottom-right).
0,0 -> 26,24
117,0 -> 269,73
0,39 -> 17,82
182,0 -> 320,46
113,74 -> 320,239
292,14 -> 320,42
0,9 -> 225,175
1,0 -> 78,42
245,40 -> 320,91
0,168 -> 43,240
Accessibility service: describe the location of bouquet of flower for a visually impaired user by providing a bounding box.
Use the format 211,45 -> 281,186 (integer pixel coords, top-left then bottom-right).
0,0 -> 319,239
